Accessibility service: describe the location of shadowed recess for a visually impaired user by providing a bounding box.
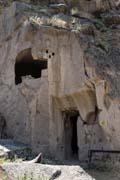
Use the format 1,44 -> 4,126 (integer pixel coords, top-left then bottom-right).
15,48 -> 47,85
64,110 -> 79,160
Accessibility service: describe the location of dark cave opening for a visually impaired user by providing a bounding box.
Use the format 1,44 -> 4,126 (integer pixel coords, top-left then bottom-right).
15,48 -> 48,85
64,111 -> 79,160
70,115 -> 79,157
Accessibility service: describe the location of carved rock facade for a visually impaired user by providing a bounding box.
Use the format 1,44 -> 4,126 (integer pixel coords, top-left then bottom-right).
0,1 -> 120,161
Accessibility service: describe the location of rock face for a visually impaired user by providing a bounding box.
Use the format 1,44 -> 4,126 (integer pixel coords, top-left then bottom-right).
1,163 -> 95,180
66,0 -> 120,12
0,0 -> 120,163
0,0 -> 120,14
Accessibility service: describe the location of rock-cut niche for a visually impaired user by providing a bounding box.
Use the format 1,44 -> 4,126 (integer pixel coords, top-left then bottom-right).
15,48 -> 48,85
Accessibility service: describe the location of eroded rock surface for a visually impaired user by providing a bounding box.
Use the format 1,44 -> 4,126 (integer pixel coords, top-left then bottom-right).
1,163 -> 95,180
0,0 -> 120,165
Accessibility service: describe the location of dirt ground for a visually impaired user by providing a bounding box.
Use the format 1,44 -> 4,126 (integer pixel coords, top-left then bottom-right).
88,169 -> 120,180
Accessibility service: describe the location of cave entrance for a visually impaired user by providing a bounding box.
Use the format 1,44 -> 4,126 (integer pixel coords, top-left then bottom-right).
64,110 -> 79,160
15,48 -> 48,85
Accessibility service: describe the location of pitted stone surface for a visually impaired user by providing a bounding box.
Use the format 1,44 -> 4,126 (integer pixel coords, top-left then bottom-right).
1,163 -> 95,180
0,0 -> 120,164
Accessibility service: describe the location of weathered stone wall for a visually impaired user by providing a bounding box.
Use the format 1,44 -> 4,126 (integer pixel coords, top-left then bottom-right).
45,29 -> 108,160
0,2 -> 50,154
0,0 -> 120,15
0,1 -> 120,162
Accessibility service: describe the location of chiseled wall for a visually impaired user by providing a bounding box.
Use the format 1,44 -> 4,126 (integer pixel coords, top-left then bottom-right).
41,28 -> 106,160
0,1 -> 120,160
0,9 -> 50,154
42,26 -> 120,160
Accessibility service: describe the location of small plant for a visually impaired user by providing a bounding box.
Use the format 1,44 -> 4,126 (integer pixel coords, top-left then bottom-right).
0,155 -> 23,164
0,157 -> 11,164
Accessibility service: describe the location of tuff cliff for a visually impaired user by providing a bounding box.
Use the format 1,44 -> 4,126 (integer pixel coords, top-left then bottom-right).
0,0 -> 120,161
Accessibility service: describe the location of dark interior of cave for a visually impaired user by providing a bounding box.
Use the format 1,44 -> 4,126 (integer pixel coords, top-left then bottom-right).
70,115 -> 79,157
15,49 -> 47,85
64,111 -> 79,160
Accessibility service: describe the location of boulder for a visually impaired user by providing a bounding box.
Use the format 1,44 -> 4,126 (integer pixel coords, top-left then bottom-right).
1,163 -> 95,180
